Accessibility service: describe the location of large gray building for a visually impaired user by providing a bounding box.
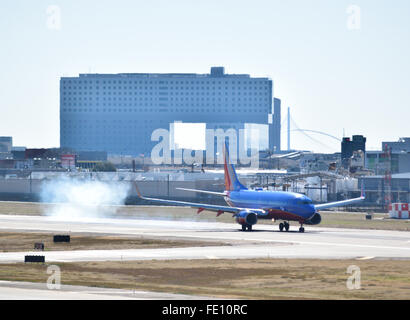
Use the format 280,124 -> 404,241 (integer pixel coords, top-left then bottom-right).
366,137 -> 410,175
359,173 -> 410,205
60,67 -> 281,156
0,137 -> 12,153
382,137 -> 410,153
0,137 -> 13,160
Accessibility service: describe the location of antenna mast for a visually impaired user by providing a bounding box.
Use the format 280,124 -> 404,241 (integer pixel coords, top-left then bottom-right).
287,107 -> 290,151
383,144 -> 392,212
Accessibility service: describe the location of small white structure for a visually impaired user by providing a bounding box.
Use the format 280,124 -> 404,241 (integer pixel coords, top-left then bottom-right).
389,203 -> 410,219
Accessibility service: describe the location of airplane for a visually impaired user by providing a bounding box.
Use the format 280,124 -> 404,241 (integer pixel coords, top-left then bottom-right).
135,143 -> 365,233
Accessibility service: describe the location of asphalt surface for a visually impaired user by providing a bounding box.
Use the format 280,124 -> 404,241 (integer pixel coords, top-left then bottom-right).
0,214 -> 409,262
0,280 -> 211,300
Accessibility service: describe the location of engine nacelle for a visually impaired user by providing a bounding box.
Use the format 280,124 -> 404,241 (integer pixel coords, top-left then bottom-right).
235,210 -> 258,226
305,212 -> 322,225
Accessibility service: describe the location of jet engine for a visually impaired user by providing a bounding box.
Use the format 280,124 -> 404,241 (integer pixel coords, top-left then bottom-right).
235,210 -> 258,226
305,212 -> 322,225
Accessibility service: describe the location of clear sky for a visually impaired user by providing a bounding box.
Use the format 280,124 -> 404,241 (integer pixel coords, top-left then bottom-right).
1,0 -> 409,153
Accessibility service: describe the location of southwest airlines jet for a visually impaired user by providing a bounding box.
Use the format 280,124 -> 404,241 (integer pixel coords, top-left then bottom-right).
135,144 -> 365,232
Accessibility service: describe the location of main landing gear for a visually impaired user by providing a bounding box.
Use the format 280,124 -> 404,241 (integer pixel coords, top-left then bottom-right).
241,224 -> 252,231
278,222 -> 305,232
279,222 -> 290,232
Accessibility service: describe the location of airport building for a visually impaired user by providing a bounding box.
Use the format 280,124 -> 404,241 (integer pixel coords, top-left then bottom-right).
60,67 -> 281,156
358,173 -> 410,205
366,137 -> 410,175
341,135 -> 366,168
382,137 -> 410,153
0,137 -> 12,159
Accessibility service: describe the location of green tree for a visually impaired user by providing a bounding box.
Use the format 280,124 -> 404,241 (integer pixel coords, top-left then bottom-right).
92,162 -> 117,172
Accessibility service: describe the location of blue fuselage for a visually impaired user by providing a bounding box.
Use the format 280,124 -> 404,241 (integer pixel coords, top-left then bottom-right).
226,190 -> 317,222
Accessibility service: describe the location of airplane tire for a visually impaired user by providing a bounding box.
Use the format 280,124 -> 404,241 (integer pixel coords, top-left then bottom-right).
247,225 -> 252,231
279,223 -> 284,232
284,223 -> 289,232
299,227 -> 305,233
242,225 -> 247,231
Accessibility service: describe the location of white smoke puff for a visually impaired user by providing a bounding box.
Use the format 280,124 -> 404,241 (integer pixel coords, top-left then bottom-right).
40,177 -> 130,221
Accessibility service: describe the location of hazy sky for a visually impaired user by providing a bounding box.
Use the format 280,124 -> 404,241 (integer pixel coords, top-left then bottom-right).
1,0 -> 409,153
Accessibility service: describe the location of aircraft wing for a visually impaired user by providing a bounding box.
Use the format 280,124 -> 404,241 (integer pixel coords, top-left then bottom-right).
134,183 -> 264,215
176,188 -> 227,196
314,196 -> 365,210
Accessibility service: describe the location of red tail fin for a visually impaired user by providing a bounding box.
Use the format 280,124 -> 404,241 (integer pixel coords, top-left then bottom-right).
223,142 -> 247,191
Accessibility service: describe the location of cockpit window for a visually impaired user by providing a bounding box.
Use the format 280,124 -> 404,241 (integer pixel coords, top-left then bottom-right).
296,199 -> 313,205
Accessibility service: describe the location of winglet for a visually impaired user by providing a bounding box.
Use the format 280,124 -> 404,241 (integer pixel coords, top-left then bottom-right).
134,181 -> 143,199
361,182 -> 366,199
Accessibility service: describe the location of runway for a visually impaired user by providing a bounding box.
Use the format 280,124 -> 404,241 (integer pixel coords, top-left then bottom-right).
0,281 -> 210,300
0,214 -> 409,262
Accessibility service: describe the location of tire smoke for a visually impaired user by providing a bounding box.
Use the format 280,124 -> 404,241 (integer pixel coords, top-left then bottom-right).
40,177 -> 130,220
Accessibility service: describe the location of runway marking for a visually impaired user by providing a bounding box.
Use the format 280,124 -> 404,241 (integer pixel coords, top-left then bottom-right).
205,256 -> 219,259
356,256 -> 375,260
133,231 -> 410,253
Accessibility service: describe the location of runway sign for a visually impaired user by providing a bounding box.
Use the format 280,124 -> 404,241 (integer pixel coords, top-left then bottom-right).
53,235 -> 70,243
34,242 -> 44,250
24,255 -> 45,263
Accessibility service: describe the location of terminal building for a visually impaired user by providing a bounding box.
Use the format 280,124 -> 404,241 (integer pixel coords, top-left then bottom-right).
366,137 -> 410,174
382,137 -> 410,153
60,67 -> 281,156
